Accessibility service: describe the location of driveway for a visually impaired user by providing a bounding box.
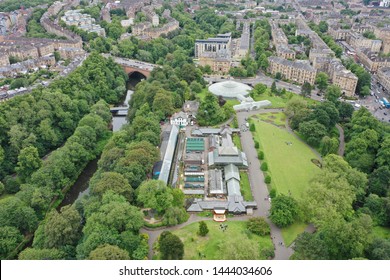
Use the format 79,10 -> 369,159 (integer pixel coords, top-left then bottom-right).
236,108 -> 294,260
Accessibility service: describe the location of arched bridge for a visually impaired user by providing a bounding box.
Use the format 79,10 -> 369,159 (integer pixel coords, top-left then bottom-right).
102,54 -> 157,78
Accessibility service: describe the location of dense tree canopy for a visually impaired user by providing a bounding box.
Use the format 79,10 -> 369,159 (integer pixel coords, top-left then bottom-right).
158,231 -> 184,260
0,53 -> 125,181
0,197 -> 38,234
137,180 -> 173,214
18,248 -> 66,260
293,215 -> 373,260
0,226 -> 24,259
270,194 -> 298,227
88,244 -> 130,260
90,172 -> 134,202
196,92 -> 229,126
303,155 -> 366,227
33,205 -> 82,249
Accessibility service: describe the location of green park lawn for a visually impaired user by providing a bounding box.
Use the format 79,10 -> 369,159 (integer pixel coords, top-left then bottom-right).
372,226 -> 390,239
251,118 -> 320,198
232,134 -> 242,150
171,221 -> 273,260
255,112 -> 286,127
254,91 -> 318,109
240,171 -> 253,201
280,222 -> 308,247
251,117 -> 321,244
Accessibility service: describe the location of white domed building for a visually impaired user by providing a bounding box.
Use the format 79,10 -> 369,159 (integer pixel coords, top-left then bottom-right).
208,80 -> 271,111
208,80 -> 253,100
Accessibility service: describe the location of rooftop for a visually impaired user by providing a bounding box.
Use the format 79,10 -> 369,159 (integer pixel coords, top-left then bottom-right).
269,56 -> 316,72
208,80 -> 253,99
158,124 -> 179,184
209,169 -> 226,195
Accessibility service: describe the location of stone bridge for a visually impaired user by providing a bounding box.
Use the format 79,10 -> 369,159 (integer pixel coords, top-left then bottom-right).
102,54 -> 157,78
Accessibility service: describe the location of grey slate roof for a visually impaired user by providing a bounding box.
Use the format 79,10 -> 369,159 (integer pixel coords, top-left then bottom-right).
269,56 -> 316,73
191,127 -> 240,136
209,169 -> 226,195
227,178 -> 241,197
187,197 -> 257,214
224,164 -> 240,182
208,150 -> 248,167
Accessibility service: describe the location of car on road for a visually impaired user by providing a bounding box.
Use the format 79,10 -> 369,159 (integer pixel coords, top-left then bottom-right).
384,112 -> 388,115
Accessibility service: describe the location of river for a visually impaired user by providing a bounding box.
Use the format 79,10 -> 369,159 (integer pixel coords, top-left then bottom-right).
112,74 -> 143,132
56,158 -> 98,210
58,74 -> 143,208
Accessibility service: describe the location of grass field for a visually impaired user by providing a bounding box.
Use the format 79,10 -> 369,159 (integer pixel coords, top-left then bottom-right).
281,222 -> 308,246
240,171 -> 253,201
254,112 -> 286,127
251,118 -> 321,244
372,226 -> 390,239
254,91 -> 318,109
171,221 -> 273,260
251,118 -> 320,198
232,134 -> 242,150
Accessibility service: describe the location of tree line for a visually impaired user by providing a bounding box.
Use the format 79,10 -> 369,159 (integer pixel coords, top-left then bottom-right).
0,53 -> 127,259
0,53 -> 126,182
285,89 -> 354,152
16,49 -> 197,259
0,99 -> 113,259
284,99 -> 390,259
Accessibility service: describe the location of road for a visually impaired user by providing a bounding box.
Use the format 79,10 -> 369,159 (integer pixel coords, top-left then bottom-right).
204,72 -> 320,97
250,21 -> 255,59
102,54 -> 157,71
361,74 -> 390,123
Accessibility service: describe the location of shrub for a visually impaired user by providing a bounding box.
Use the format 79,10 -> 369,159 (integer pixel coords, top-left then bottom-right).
261,247 -> 275,259
247,217 -> 270,236
254,141 -> 260,149
0,182 -> 4,196
250,123 -> 255,131
269,188 -> 277,198
198,221 -> 209,236
258,151 -> 264,160
261,162 -> 268,171
265,175 -> 271,184
232,116 -> 239,128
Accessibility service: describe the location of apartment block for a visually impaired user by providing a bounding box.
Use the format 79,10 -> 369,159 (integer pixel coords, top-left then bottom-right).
357,48 -> 390,72
268,56 -> 316,85
377,67 -> 390,93
347,31 -> 382,53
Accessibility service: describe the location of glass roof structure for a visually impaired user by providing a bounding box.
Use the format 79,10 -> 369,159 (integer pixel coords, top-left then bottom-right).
208,80 -> 252,99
